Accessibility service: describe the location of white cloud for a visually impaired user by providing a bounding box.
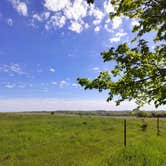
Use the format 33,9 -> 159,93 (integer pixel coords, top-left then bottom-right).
131,19 -> 140,28
115,31 -> 127,38
0,64 -> 26,75
112,16 -> 122,29
32,14 -> 42,22
17,84 -> 26,88
43,0 -> 106,32
0,98 -> 165,112
32,0 -> 120,33
67,53 -> 73,57
104,23 -> 113,33
105,18 -> 110,24
71,83 -> 80,88
43,0 -> 89,32
110,29 -> 127,43
45,24 -> 50,31
41,88 -> 49,93
59,80 -> 68,87
103,0 -> 115,14
17,2 -> 28,16
51,81 -> 57,85
4,83 -> 16,89
84,23 -> 89,29
42,12 -> 50,20
44,0 -> 69,12
64,0 -> 88,21
7,18 -> 14,26
9,0 -> 123,33
46,13 -> 66,29
92,67 -> 100,72
49,68 -> 56,73
31,13 -> 49,28
69,21 -> 83,33
32,12 -> 50,23
151,45 -> 155,51
94,26 -> 100,32
110,37 -> 120,43
10,0 -> 28,16
89,6 -> 104,25
1,82 -> 30,89
103,15 -> 123,33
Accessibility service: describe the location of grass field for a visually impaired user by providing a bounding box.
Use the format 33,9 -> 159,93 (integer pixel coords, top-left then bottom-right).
0,113 -> 165,166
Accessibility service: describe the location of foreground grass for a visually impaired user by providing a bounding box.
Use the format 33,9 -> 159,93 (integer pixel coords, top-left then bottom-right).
0,113 -> 165,166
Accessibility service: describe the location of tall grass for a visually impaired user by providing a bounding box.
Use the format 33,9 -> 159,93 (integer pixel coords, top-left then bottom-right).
0,113 -> 165,166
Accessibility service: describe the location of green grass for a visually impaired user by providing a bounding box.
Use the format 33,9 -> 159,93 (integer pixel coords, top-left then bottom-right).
0,113 -> 165,166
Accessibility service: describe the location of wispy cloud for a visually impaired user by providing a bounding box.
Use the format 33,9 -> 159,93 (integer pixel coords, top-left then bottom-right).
92,67 -> 100,72
68,20 -> 83,33
49,68 -> 56,73
36,64 -> 43,73
59,80 -> 69,88
71,83 -> 80,88
51,81 -> 57,85
7,18 -> 14,26
131,19 -> 140,28
44,0 -> 69,12
31,0 -> 116,33
2,82 -> 30,89
6,0 -> 135,37
94,26 -> 100,32
10,0 -> 28,16
112,16 -> 122,29
109,29 -> 127,43
0,64 -> 26,75
7,0 -> 128,34
4,83 -> 16,89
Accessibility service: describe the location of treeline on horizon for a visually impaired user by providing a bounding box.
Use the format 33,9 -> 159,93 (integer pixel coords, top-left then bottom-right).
50,110 -> 166,118
6,110 -> 166,118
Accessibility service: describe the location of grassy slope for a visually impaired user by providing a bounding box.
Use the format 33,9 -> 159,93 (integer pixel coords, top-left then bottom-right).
0,114 -> 165,166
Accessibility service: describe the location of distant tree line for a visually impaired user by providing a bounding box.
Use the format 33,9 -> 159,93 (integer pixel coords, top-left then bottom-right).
130,111 -> 166,118
50,110 -> 166,117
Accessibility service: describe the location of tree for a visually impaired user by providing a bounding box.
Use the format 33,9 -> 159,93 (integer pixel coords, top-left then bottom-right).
78,0 -> 166,110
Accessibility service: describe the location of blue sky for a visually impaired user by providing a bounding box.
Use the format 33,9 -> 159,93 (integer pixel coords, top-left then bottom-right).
0,0 -> 165,111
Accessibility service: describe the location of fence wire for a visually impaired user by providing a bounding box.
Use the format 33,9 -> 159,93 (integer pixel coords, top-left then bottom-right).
0,118 -> 165,162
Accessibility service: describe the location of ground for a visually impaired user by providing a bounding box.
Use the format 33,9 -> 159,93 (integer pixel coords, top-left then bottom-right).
0,113 -> 165,166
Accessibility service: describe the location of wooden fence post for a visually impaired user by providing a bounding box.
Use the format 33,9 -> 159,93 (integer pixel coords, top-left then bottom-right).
124,119 -> 126,147
157,117 -> 160,136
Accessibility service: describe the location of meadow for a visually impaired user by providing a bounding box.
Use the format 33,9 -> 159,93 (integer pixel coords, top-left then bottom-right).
0,113 -> 165,166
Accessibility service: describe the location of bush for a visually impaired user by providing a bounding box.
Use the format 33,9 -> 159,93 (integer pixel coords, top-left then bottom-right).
134,111 -> 149,117
140,119 -> 148,131
152,111 -> 166,117
82,121 -> 87,125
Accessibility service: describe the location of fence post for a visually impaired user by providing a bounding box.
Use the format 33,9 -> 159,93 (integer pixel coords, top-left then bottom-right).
124,119 -> 126,147
157,117 -> 160,136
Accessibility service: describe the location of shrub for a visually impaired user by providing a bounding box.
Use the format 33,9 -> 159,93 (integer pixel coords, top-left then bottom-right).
154,111 -> 166,118
140,119 -> 148,131
134,111 -> 148,117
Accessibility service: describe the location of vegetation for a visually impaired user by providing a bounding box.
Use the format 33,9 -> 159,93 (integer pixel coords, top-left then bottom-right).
131,110 -> 166,117
0,113 -> 165,166
78,0 -> 166,109
54,110 -> 166,117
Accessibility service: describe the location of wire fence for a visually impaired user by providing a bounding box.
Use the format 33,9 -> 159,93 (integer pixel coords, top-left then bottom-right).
0,117 -> 166,163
